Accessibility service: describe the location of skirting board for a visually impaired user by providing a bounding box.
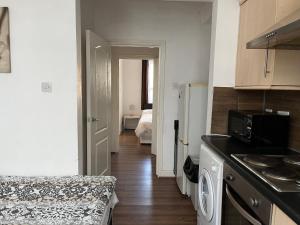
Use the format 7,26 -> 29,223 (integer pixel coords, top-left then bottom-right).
157,170 -> 175,178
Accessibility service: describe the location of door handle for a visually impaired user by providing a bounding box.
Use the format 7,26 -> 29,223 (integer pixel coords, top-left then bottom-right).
91,117 -> 100,122
179,139 -> 188,146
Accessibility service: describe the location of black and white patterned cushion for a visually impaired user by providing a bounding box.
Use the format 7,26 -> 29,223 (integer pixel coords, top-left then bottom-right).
0,176 -> 116,225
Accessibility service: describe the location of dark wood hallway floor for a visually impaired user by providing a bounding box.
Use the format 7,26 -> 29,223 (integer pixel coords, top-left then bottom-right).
111,131 -> 197,225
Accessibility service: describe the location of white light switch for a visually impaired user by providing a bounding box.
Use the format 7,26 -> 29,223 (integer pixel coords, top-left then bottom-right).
41,82 -> 52,93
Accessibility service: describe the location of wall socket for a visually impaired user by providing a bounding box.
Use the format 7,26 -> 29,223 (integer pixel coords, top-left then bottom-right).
41,82 -> 52,93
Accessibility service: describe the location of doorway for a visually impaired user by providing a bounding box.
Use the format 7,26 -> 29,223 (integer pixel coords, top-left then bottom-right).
119,58 -> 156,150
109,45 -> 196,224
85,35 -> 166,177
110,44 -> 165,176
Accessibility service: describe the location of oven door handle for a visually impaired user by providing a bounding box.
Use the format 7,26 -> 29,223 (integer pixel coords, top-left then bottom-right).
226,185 -> 262,225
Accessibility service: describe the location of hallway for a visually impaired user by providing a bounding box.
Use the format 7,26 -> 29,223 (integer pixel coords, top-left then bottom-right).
112,131 -> 197,225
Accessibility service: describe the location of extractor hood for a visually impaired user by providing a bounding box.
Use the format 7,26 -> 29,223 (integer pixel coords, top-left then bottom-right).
247,9 -> 300,50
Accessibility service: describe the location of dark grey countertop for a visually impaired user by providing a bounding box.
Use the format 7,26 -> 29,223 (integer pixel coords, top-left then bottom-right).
202,135 -> 300,225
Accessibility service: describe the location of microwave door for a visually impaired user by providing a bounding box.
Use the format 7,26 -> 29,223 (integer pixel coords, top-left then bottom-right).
225,185 -> 262,225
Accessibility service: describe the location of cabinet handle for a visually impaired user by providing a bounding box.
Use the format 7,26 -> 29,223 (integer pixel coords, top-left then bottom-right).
264,48 -> 270,78
264,37 -> 271,78
264,33 -> 275,78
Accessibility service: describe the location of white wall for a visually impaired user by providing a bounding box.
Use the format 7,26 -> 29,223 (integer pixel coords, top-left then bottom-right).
210,0 -> 240,88
93,0 -> 212,174
152,58 -> 159,156
0,0 -> 80,176
120,59 -> 142,117
206,0 -> 240,133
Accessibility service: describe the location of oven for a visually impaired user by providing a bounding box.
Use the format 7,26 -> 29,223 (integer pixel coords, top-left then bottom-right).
222,163 -> 272,225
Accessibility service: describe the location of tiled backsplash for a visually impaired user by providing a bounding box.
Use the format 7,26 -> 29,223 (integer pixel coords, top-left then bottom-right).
211,87 -> 300,150
211,87 -> 264,135
265,91 -> 300,150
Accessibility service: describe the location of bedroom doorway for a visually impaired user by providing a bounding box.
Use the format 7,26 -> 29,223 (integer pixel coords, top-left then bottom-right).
119,58 -> 155,143
113,47 -> 159,157
110,42 -> 166,177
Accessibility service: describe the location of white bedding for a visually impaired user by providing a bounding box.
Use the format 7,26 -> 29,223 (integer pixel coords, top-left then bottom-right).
135,110 -> 152,138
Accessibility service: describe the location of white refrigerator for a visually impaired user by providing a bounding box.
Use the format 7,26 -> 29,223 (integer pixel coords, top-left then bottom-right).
176,83 -> 208,195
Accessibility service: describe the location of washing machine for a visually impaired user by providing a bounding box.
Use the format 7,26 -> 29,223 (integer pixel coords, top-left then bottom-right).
197,143 -> 224,225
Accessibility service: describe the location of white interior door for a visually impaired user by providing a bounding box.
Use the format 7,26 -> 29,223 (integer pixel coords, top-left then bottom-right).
86,30 -> 111,176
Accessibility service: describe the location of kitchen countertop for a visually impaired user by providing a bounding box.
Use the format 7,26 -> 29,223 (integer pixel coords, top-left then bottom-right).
0,175 -> 117,225
202,135 -> 300,225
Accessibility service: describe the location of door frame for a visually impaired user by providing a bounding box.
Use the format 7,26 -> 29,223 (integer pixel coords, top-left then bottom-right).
110,39 -> 167,177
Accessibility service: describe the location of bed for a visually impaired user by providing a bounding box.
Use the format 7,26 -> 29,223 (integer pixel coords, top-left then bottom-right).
135,109 -> 152,144
0,175 -> 118,225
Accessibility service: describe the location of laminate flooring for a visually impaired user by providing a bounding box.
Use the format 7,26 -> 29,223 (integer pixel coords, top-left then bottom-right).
111,131 -> 197,225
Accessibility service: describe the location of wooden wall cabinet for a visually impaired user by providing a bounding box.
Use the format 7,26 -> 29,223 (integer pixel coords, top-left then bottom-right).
235,0 -> 300,90
276,0 -> 300,22
271,205 -> 296,225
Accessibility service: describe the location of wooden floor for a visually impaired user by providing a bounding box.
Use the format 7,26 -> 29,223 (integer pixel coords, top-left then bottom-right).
111,131 -> 197,225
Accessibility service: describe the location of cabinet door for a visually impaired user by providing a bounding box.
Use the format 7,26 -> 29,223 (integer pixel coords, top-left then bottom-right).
236,0 -> 276,87
236,2 -> 250,86
273,50 -> 300,86
248,0 -> 276,87
276,0 -> 300,22
272,205 -> 296,225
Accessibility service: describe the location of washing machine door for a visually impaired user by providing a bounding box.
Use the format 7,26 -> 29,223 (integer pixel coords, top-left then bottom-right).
198,169 -> 214,222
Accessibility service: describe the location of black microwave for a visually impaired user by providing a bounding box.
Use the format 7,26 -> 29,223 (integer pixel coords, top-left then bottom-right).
228,110 -> 290,147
